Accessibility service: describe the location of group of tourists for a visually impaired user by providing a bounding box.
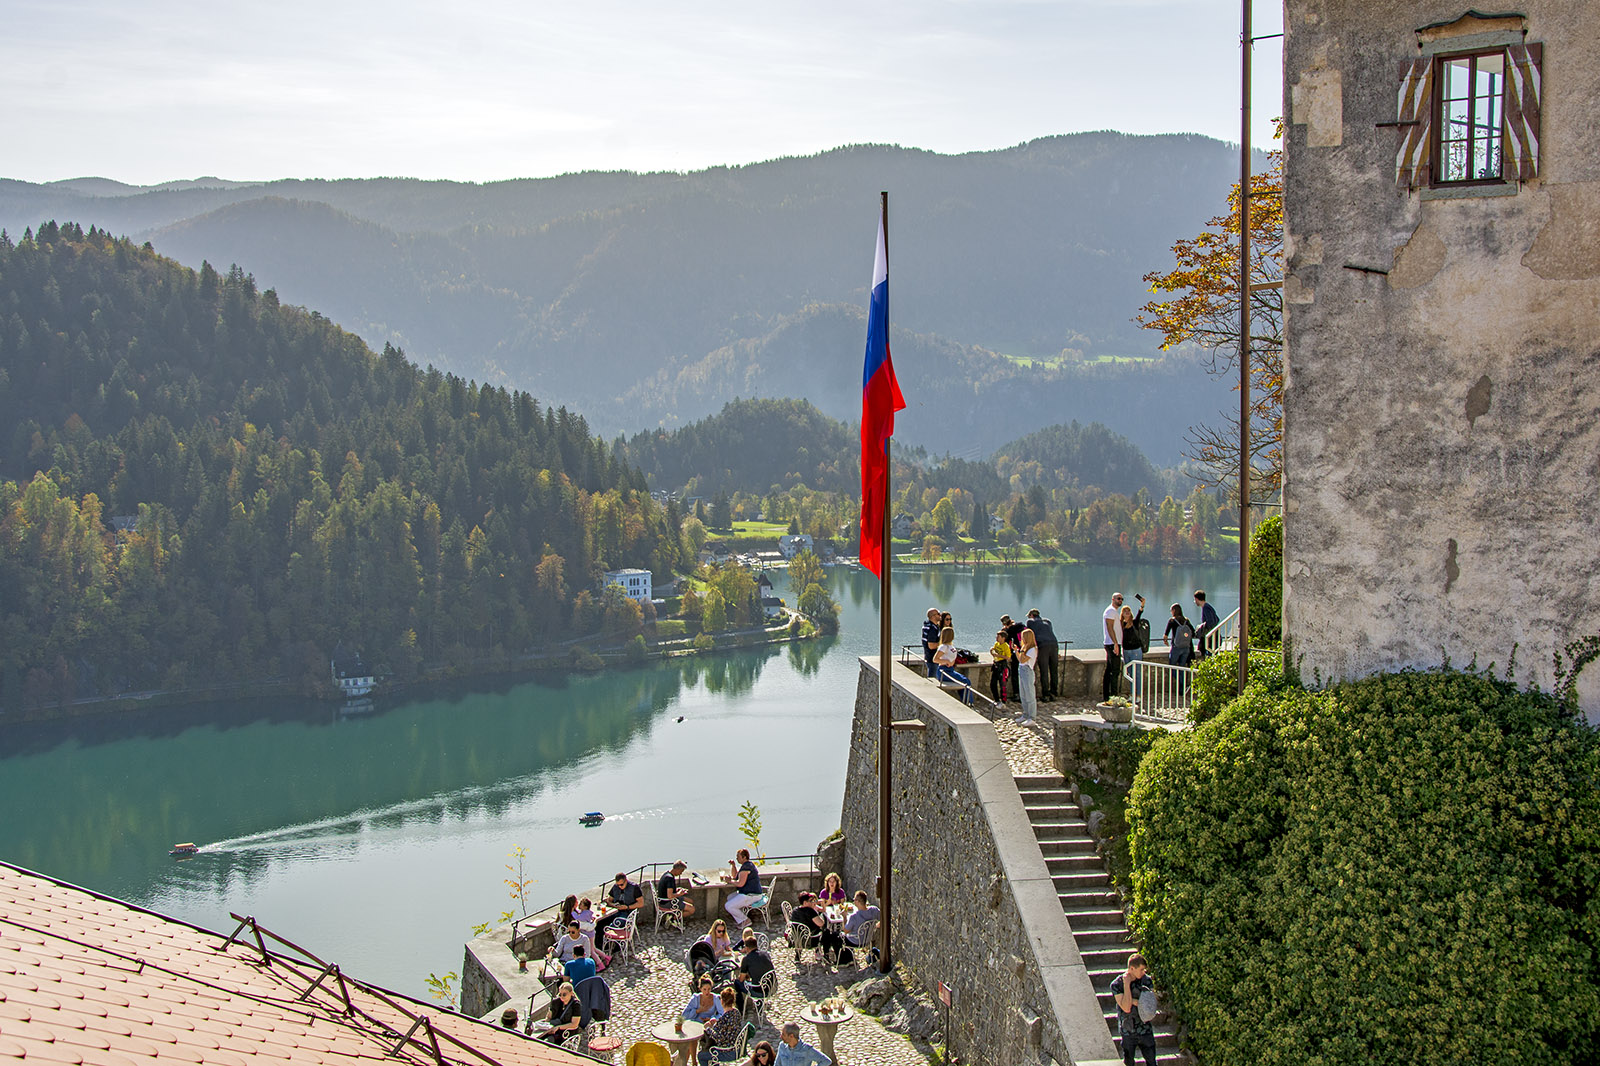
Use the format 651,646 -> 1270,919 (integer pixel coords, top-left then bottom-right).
919,588 -> 1223,709
526,856 -> 876,1063
1100,589 -> 1219,703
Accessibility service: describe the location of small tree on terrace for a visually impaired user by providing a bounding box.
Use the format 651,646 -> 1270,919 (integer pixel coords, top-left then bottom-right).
1138,125 -> 1284,504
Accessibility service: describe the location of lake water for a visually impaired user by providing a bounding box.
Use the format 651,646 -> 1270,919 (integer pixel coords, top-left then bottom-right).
0,563 -> 1234,1000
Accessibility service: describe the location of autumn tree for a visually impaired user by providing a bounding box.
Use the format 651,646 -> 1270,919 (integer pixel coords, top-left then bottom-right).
1138,128 -> 1283,504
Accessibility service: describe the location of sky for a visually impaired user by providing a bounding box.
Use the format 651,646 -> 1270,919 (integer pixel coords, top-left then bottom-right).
4,0 -> 1284,186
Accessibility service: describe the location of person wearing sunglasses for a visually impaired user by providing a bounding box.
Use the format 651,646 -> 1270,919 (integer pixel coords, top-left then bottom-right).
747,1041 -> 777,1066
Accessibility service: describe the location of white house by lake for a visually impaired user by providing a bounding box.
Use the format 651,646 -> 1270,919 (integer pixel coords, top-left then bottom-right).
601,568 -> 652,603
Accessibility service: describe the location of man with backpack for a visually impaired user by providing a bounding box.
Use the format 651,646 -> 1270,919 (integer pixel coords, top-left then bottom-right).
1025,609 -> 1061,702
1110,953 -> 1158,1066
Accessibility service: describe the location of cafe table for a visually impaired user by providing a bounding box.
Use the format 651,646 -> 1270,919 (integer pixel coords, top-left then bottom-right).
649,1019 -> 704,1066
799,1003 -> 854,1063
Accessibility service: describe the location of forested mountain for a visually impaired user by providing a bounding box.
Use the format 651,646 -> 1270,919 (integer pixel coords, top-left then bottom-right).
618,398 -> 860,497
1,134 -> 1245,456
0,224 -> 676,712
993,421 -> 1163,498
618,397 -> 1165,508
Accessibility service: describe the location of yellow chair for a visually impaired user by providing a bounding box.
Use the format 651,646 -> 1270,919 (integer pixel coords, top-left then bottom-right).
624,1041 -> 673,1066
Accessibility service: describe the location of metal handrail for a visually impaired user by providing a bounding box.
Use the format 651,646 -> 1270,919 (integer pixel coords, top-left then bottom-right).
1204,607 -> 1241,653
1123,659 -> 1194,723
512,852 -> 822,939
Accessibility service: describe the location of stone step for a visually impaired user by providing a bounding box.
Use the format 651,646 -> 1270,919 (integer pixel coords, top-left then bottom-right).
1012,773 -> 1064,787
1109,1022 -> 1183,1049
1046,853 -> 1105,873
1073,927 -> 1136,951
1029,820 -> 1092,841
1058,888 -> 1121,911
1058,906 -> 1127,928
1079,945 -> 1140,970
1022,802 -> 1079,821
1038,837 -> 1098,858
1017,788 -> 1074,805
1053,872 -> 1113,893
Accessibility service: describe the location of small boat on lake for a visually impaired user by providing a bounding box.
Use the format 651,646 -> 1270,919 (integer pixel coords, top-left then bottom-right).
579,812 -> 605,827
169,843 -> 200,857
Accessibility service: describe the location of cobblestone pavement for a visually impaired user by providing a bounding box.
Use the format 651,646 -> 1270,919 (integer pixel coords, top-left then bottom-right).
989,696 -> 1099,777
588,917 -> 932,1065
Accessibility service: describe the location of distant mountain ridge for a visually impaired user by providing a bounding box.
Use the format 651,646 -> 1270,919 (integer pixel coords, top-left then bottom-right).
1,133 -> 1248,457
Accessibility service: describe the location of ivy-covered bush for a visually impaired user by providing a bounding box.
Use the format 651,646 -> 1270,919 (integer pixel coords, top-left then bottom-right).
1128,669 -> 1600,1066
1247,513 -> 1283,646
1190,647 -> 1290,723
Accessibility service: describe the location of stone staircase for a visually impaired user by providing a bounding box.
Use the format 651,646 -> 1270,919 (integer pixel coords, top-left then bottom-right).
1014,773 -> 1185,1066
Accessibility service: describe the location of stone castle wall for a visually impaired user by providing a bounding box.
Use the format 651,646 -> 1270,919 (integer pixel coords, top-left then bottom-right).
1282,0 -> 1600,717
840,658 -> 1118,1066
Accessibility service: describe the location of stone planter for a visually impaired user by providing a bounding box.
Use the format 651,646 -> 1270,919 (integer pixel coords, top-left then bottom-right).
1097,700 -> 1133,724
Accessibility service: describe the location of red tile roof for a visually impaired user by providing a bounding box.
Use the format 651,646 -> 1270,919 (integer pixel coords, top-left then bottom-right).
0,863 -> 583,1065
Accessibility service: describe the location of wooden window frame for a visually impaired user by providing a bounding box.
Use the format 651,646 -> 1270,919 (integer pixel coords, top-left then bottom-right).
1430,47 -> 1509,189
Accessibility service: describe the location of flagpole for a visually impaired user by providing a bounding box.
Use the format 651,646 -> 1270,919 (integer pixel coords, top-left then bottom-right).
876,189 -> 895,974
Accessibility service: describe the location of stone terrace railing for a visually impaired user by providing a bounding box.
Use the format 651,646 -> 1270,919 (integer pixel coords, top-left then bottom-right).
840,658 -> 1121,1066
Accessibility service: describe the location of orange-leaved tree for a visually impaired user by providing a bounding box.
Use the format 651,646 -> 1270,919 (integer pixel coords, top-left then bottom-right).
1137,129 -> 1283,504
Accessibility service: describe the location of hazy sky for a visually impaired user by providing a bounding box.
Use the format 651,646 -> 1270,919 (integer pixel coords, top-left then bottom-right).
6,0 -> 1283,185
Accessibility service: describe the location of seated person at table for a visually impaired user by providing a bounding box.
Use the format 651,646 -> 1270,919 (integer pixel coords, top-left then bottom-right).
737,932 -> 774,998
840,891 -> 881,962
684,974 -> 724,1023
789,892 -> 843,957
701,918 -> 734,959
776,1022 -> 831,1066
817,872 -> 846,906
571,897 -> 610,964
555,921 -> 594,962
658,859 -> 697,920
536,983 -> 581,1043
724,849 -> 764,928
602,871 -> 645,931
562,944 -> 596,985
698,988 -> 743,1064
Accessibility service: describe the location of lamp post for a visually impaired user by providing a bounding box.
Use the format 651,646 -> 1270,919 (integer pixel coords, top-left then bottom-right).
1237,0 -> 1253,694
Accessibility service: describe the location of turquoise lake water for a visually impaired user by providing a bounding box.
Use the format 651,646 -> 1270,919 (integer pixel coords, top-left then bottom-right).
0,563 -> 1235,1000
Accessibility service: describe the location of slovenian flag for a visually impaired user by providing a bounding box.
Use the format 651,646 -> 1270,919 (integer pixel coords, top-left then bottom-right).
859,210 -> 906,576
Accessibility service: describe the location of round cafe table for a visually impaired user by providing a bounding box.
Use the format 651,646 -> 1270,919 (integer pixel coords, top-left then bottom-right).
800,1003 -> 854,1063
649,1020 -> 704,1066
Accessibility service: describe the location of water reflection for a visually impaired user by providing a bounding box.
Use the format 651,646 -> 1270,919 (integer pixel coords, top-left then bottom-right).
0,561 -> 1236,999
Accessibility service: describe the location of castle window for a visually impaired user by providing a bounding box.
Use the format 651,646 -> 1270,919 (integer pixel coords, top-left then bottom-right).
1396,43 -> 1541,191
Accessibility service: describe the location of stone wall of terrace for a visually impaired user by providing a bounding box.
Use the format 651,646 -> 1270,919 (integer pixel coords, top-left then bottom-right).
839,658 -> 1119,1066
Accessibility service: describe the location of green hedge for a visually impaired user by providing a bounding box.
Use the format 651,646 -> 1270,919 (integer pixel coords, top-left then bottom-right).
1248,514 -> 1283,646
1128,669 -> 1600,1066
1190,647 -> 1290,723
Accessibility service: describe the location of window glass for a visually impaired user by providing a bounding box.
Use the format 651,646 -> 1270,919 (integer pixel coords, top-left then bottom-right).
1438,51 -> 1505,183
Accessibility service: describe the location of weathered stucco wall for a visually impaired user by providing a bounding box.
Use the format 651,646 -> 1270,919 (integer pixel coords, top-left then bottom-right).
840,658 -> 1117,1066
1282,1 -> 1600,716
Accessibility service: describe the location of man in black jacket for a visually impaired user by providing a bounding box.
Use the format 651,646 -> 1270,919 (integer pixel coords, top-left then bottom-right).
1026,609 -> 1061,702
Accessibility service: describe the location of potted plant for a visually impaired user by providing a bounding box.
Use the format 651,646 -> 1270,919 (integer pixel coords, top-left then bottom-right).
1097,695 -> 1135,723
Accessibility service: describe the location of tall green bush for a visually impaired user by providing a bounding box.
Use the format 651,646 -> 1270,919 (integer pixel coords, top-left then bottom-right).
1128,669 -> 1600,1066
1190,647 -> 1289,723
1247,513 -> 1282,646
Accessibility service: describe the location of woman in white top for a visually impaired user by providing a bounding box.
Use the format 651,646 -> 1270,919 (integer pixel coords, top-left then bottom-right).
932,626 -> 972,704
1017,628 -> 1039,722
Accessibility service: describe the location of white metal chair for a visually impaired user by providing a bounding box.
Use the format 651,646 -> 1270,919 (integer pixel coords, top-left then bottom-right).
655,896 -> 685,935
744,969 -> 777,1029
744,891 -> 772,930
601,910 -> 639,964
785,919 -> 822,965
843,918 -> 878,967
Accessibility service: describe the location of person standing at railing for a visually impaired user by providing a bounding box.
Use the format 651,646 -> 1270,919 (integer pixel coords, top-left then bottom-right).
1120,598 -> 1148,703
1102,593 -> 1125,702
921,608 -> 942,677
1025,609 -> 1060,702
1193,590 -> 1220,660
1164,605 -> 1196,670
1016,628 -> 1039,722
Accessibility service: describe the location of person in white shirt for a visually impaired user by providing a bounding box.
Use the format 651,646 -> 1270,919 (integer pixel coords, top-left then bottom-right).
1017,628 -> 1040,722
1102,592 -> 1125,703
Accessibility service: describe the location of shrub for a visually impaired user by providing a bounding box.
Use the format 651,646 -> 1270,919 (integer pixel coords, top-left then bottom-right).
692,633 -> 714,653
569,648 -> 604,671
1128,669 -> 1600,1066
1190,647 -> 1291,723
624,635 -> 648,663
1248,514 -> 1283,646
